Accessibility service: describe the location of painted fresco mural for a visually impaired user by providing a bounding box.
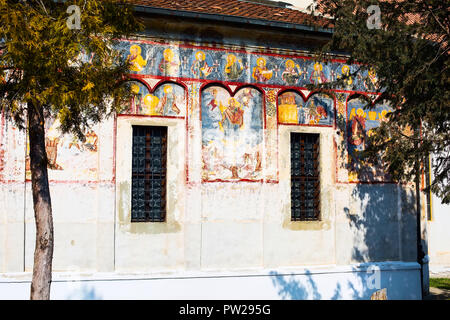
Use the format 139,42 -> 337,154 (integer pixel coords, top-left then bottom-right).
117,39 -> 391,184
118,41 -> 374,92
0,40 -> 391,187
278,91 -> 334,126
347,97 -> 392,182
263,88 -> 279,182
24,116 -> 100,181
201,86 -> 263,181
127,81 -> 186,117
0,115 -> 26,182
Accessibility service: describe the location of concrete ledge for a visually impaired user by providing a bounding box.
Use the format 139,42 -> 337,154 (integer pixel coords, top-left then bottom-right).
0,261 -> 420,283
0,262 -> 421,300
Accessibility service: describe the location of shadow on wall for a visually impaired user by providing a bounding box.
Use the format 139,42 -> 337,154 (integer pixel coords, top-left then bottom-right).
269,270 -> 375,300
269,182 -> 420,300
269,270 -> 321,300
345,184 -> 417,264
270,265 -> 420,300
66,283 -> 102,300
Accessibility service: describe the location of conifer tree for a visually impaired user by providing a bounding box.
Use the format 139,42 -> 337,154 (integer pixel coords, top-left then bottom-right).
309,0 -> 449,203
0,0 -> 142,299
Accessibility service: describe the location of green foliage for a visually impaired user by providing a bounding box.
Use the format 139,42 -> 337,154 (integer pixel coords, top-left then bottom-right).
310,0 -> 449,203
0,0 -> 143,138
429,278 -> 450,291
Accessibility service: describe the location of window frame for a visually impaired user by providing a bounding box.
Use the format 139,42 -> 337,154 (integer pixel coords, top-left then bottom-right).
130,125 -> 168,223
290,132 -> 321,221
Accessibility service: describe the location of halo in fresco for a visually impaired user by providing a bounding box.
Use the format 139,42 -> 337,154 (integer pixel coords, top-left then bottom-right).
278,91 -> 334,126
201,86 -> 263,181
347,97 -> 393,182
127,81 -> 186,117
118,41 -> 380,92
304,93 -> 334,125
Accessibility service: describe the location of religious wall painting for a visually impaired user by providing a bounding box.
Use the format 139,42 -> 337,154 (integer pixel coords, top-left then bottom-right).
252,57 -> 273,83
309,62 -> 328,85
127,81 -> 186,117
347,97 -> 392,182
153,83 -> 186,117
265,89 -> 277,125
119,40 -> 378,92
25,116 -> 100,181
0,116 -> 27,181
305,93 -> 334,126
281,59 -> 303,86
157,47 -> 181,77
363,68 -> 379,92
278,91 -> 304,124
201,86 -> 263,181
127,44 -> 151,73
278,92 -> 334,126
190,50 -> 218,79
127,81 -> 150,115
338,65 -> 353,90
224,54 -> 245,81
264,88 -> 280,182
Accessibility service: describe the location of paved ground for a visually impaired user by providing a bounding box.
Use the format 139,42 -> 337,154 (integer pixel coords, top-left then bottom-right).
424,268 -> 450,300
424,287 -> 450,300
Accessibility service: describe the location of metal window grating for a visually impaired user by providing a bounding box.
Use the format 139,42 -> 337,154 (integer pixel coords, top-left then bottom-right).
131,126 -> 167,222
290,132 -> 320,221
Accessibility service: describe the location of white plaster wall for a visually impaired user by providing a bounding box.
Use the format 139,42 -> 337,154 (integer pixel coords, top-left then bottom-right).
0,262 -> 421,300
0,121 -> 26,273
115,116 -> 186,272
1,112 -> 420,275
425,153 -> 450,267
20,117 -> 116,273
427,195 -> 450,266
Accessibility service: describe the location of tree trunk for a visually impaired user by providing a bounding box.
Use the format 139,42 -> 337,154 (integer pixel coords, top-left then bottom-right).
414,139 -> 424,299
28,102 -> 54,300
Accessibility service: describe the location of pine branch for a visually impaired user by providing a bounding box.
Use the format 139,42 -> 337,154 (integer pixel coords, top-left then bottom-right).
423,0 -> 450,38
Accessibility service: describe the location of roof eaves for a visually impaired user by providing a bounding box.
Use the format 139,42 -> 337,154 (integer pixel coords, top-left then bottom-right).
132,5 -> 334,35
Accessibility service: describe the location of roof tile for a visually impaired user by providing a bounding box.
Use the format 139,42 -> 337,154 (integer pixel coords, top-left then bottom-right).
130,0 -> 329,28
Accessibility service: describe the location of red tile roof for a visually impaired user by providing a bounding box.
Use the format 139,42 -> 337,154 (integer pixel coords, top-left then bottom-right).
130,0 -> 329,28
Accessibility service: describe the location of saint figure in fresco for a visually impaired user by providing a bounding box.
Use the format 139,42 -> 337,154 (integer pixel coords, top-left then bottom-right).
282,59 -> 302,86
364,68 -> 378,92
45,117 -> 63,170
207,88 -> 223,125
158,85 -> 181,116
221,97 -> 244,139
127,45 -> 149,72
158,48 -> 180,76
84,130 -> 98,152
306,98 -> 328,125
309,62 -> 327,85
224,54 -> 244,80
349,108 -> 366,147
252,57 -> 273,82
142,94 -> 160,116
191,51 -> 213,79
339,65 -> 353,89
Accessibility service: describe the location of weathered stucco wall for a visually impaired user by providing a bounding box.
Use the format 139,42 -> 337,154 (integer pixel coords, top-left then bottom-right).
0,93 -> 419,275
427,193 -> 450,266
0,17 -> 438,298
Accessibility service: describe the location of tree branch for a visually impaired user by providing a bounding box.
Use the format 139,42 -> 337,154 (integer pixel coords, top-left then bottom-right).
423,0 -> 450,38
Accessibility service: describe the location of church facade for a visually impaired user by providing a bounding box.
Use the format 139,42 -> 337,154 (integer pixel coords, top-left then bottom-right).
0,0 -> 432,299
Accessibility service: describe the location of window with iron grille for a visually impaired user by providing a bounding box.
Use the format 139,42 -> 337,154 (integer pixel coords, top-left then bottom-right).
290,132 -> 320,221
131,126 -> 167,222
